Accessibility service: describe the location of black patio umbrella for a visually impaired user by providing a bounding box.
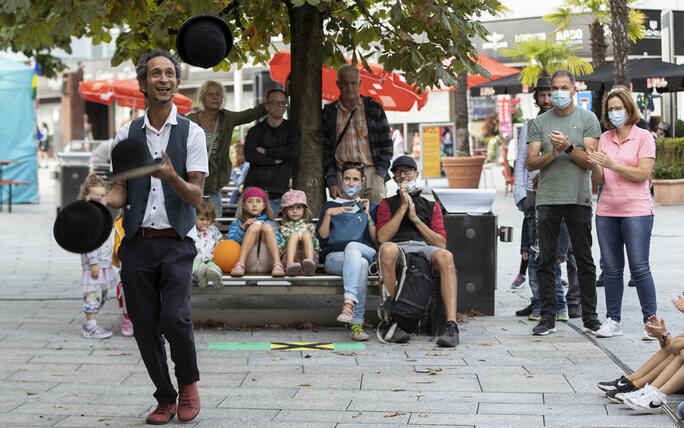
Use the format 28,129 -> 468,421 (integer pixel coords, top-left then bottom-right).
586,58 -> 684,92
469,71 -> 604,97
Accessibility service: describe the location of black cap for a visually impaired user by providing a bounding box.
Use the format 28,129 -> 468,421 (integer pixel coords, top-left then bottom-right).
391,155 -> 418,172
176,15 -> 233,68
535,77 -> 551,91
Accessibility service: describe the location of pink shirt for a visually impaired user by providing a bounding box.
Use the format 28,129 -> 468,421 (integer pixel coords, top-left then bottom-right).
596,125 -> 655,217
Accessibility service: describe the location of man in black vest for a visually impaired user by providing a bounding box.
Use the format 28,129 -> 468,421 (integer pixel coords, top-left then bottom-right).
90,50 -> 208,425
375,156 -> 459,347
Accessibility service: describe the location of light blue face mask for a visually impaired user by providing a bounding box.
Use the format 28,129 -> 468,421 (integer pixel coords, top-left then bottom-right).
341,184 -> 362,198
608,110 -> 627,128
406,179 -> 418,193
551,90 -> 572,109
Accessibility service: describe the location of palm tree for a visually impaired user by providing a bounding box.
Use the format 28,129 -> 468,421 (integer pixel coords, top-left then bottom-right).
500,38 -> 594,87
609,0 -> 630,86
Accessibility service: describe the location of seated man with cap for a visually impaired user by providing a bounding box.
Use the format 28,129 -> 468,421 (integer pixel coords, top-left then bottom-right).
90,49 -> 207,425
375,155 -> 460,347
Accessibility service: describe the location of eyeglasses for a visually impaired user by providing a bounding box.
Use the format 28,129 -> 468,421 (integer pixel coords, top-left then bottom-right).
393,167 -> 415,177
606,106 -> 625,113
268,101 -> 288,107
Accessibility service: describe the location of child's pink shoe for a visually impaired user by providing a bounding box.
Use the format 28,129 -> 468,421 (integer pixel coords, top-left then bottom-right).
302,259 -> 316,276
286,262 -> 301,277
121,315 -> 134,337
271,263 -> 285,277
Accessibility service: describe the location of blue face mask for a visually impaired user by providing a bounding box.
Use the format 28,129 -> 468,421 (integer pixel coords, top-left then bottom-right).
608,110 -> 627,128
551,90 -> 572,109
341,184 -> 362,198
406,179 -> 418,193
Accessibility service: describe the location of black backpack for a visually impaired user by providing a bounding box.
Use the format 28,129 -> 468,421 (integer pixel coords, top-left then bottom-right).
377,247 -> 444,339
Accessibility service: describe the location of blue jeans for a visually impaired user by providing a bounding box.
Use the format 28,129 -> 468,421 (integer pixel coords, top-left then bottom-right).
529,250 -> 567,311
324,242 -> 376,323
596,215 -> 656,323
207,190 -> 223,218
269,198 -> 282,218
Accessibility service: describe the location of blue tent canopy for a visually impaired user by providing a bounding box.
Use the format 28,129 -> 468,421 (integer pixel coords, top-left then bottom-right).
0,56 -> 37,204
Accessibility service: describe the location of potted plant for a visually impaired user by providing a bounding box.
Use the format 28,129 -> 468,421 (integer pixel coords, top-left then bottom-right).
652,138 -> 684,205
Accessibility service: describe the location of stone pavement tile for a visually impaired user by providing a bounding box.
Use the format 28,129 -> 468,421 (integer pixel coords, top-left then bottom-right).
199,385 -> 298,399
274,409 -> 411,424
195,421 -> 333,428
544,392 -> 608,405
356,356 -> 466,366
462,355 -> 576,367
339,424 -> 473,428
544,414 -> 671,427
49,382 -> 154,397
201,365 -> 302,375
0,414 -> 68,426
406,413 -> 543,426
0,337 -> 50,350
217,397 -> 350,411
189,407 -> 278,421
10,402 -> 148,418
478,402 -> 607,415
292,388 -> 425,402
418,365 -> 527,376
361,373 -> 481,392
302,365 -> 415,376
417,390 -> 543,404
240,372 -> 361,389
348,399 -> 477,414
5,363 -> 80,382
122,371 -> 245,388
249,354 -> 359,366
54,415 -> 142,427
478,374 -> 574,393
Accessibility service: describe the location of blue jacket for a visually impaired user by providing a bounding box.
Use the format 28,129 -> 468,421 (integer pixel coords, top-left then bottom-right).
227,214 -> 281,246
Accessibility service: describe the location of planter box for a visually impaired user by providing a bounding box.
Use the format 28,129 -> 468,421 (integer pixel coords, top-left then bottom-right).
441,156 -> 485,189
653,178 -> 684,205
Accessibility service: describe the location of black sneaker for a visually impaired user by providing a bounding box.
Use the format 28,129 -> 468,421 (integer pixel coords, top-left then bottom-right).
377,301 -> 395,323
532,318 -> 556,336
436,321 -> 459,347
628,278 -> 636,287
582,318 -> 602,335
568,305 -> 582,319
598,375 -> 630,392
606,380 -> 638,403
378,322 -> 410,344
596,278 -> 604,287
515,304 -> 533,317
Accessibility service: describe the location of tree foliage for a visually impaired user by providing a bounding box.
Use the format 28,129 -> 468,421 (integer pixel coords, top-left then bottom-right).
1,0 -> 503,87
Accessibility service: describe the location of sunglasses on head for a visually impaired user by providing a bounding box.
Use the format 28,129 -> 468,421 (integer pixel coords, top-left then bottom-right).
342,161 -> 365,170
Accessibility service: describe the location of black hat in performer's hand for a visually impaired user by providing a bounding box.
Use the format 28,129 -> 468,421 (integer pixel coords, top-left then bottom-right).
110,137 -> 162,181
176,15 -> 233,68
53,200 -> 113,253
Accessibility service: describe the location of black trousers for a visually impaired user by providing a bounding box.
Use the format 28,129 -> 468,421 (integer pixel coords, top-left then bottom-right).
119,234 -> 199,404
537,204 -> 597,323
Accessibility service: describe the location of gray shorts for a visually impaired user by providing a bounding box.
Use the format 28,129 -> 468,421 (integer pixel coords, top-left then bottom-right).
380,240 -> 442,264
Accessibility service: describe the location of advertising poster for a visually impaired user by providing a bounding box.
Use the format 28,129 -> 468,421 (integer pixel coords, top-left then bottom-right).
420,123 -> 455,178
497,94 -> 512,138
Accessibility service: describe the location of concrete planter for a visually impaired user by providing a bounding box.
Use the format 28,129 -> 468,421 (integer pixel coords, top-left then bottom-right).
653,178 -> 684,205
441,156 -> 485,189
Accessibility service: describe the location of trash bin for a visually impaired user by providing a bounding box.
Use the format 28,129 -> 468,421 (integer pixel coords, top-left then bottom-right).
54,151 -> 91,214
433,189 -> 507,316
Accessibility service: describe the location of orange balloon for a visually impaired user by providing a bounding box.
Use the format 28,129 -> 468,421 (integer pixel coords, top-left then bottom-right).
213,240 -> 241,272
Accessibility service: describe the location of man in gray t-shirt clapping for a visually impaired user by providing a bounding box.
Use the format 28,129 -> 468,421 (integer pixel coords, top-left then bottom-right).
526,69 -> 603,336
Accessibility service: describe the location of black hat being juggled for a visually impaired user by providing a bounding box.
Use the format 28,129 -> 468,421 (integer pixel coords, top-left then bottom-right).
176,15 -> 233,68
110,137 -> 162,181
53,200 -> 113,254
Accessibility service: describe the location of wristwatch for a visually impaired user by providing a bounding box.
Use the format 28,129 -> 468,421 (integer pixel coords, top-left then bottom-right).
661,332 -> 671,341
564,144 -> 574,154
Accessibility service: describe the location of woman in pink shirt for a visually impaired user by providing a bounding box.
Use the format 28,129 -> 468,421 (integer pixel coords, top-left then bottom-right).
588,87 -> 656,340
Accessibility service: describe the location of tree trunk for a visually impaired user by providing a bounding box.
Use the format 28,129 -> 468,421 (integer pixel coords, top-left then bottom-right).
453,72 -> 470,156
610,0 -> 630,87
589,19 -> 607,117
288,3 -> 325,215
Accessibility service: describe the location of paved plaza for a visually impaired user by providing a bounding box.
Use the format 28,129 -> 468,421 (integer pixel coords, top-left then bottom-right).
1,166 -> 684,427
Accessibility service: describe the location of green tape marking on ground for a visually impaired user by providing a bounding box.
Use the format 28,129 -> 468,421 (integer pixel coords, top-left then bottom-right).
208,342 -> 270,351
333,342 -> 366,351
208,342 -> 365,351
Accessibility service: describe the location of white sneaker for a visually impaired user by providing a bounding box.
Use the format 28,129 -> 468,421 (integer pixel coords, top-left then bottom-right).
594,319 -> 623,338
624,385 -> 666,413
621,383 -> 656,404
82,324 -> 113,339
642,329 -> 657,341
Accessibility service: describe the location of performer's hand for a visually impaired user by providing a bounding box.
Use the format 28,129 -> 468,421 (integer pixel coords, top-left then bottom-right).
150,152 -> 177,182
90,264 -> 100,279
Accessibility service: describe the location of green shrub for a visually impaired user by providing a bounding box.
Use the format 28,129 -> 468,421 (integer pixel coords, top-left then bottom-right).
654,138 -> 684,179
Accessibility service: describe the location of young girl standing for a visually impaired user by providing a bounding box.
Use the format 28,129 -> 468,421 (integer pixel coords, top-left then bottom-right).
229,143 -> 250,204
227,187 -> 284,277
193,198 -> 224,287
78,174 -> 117,339
279,190 -> 319,276
112,212 -> 133,336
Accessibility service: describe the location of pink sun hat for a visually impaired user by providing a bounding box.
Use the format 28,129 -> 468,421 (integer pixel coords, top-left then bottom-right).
281,189 -> 308,209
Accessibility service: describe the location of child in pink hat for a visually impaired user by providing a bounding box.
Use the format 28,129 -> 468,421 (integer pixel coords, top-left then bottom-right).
279,190 -> 319,276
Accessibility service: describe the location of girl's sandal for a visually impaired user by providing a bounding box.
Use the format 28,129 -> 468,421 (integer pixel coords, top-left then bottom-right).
286,262 -> 301,277
271,263 -> 285,278
302,258 -> 316,276
230,262 -> 245,277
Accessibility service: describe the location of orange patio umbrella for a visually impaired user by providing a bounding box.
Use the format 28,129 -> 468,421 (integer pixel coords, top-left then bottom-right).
268,51 -> 428,111
430,53 -> 520,91
79,78 -> 193,114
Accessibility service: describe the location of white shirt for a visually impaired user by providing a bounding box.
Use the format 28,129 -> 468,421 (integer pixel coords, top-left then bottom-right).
113,104 -> 208,239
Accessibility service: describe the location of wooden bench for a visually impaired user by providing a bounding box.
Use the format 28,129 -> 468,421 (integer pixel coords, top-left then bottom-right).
0,180 -> 30,213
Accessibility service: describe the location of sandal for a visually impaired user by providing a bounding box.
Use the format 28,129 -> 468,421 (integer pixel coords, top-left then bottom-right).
337,299 -> 355,324
271,263 -> 285,277
286,262 -> 301,277
230,262 -> 245,277
302,258 -> 316,276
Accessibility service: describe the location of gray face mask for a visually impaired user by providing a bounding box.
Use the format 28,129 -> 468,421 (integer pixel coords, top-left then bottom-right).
341,184 -> 362,198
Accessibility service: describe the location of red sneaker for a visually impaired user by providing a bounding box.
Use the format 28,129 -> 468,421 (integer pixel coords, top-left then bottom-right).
145,403 -> 176,425
177,382 -> 200,422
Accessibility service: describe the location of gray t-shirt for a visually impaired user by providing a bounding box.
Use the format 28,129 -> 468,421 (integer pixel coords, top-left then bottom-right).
527,107 -> 601,206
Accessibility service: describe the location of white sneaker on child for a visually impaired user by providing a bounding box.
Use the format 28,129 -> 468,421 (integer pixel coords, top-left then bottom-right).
82,324 -> 113,339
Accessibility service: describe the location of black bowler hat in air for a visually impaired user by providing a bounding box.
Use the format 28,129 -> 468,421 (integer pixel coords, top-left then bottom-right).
391,155 -> 418,173
176,15 -> 233,68
53,200 -> 113,253
110,137 -> 162,181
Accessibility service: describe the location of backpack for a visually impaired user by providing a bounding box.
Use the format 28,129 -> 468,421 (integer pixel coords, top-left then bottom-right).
376,247 -> 442,341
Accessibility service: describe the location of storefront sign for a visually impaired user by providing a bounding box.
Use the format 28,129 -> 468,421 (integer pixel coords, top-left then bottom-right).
420,123 -> 455,178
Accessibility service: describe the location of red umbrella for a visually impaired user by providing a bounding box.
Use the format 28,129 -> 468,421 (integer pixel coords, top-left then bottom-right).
79,78 -> 193,114
268,51 -> 428,111
430,54 -> 520,91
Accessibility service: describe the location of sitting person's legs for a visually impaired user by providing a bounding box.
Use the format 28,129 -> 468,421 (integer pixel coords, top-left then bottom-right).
430,249 -> 457,323
378,242 -> 400,297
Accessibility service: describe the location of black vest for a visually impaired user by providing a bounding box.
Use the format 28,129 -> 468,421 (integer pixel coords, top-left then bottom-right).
123,116 -> 195,238
385,192 -> 435,243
